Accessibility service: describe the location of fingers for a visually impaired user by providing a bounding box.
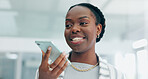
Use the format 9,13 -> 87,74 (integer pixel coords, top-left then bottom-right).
52,55 -> 66,73
56,61 -> 69,76
44,47 -> 52,63
50,52 -> 66,69
39,50 -> 69,78
40,47 -> 52,68
41,50 -> 45,63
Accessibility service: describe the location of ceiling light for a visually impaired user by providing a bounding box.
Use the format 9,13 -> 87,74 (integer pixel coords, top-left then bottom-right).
132,39 -> 148,49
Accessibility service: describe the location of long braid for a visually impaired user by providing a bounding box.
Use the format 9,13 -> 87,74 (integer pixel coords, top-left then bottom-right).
94,7 -> 106,42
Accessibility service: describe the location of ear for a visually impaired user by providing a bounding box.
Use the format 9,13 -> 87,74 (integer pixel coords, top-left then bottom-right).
96,24 -> 102,36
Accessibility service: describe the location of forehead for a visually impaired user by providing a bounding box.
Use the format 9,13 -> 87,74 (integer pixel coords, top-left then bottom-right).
66,6 -> 94,19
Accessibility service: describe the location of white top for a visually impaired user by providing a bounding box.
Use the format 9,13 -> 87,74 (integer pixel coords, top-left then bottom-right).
35,57 -> 126,79
64,62 -> 99,79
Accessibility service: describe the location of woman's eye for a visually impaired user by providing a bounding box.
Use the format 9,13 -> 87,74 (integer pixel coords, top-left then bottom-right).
80,22 -> 88,25
65,24 -> 72,28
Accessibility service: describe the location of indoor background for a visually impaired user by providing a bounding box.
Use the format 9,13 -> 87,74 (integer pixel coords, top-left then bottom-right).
0,0 -> 148,79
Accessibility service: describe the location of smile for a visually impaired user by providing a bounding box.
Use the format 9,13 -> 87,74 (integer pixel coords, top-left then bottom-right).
70,37 -> 85,44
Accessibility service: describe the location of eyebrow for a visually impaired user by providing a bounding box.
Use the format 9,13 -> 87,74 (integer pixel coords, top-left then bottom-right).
78,16 -> 89,19
66,16 -> 89,21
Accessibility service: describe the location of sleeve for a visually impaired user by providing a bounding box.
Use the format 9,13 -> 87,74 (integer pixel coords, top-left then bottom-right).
35,69 -> 39,79
99,56 -> 127,79
107,64 -> 127,79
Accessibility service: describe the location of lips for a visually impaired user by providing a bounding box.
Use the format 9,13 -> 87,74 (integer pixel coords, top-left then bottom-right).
70,36 -> 85,44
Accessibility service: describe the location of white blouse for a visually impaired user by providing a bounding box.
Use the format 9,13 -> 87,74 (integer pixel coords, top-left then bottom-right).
35,57 -> 126,79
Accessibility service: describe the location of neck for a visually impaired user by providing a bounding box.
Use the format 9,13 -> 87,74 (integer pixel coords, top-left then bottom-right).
70,48 -> 97,65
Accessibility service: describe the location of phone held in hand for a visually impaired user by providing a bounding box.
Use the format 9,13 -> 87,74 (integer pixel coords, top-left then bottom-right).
35,41 -> 71,65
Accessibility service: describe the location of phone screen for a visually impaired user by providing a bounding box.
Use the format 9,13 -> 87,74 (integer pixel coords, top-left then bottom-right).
35,41 -> 71,65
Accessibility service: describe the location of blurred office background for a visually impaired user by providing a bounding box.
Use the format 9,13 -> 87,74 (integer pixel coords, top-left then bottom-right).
0,0 -> 148,79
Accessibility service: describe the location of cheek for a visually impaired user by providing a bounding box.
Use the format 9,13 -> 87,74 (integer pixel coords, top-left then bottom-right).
87,27 -> 97,37
89,31 -> 96,40
64,30 -> 67,39
64,29 -> 70,40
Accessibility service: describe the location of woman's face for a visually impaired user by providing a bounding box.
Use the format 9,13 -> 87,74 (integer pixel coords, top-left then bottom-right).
64,6 -> 101,53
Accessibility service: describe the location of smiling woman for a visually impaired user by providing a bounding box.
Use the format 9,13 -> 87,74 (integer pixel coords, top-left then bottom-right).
65,6 -> 99,53
35,3 -> 126,79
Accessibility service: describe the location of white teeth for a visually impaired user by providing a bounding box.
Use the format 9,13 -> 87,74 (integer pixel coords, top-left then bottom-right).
72,37 -> 83,41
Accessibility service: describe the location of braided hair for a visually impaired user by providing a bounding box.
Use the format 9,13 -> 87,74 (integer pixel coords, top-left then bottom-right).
68,3 -> 106,43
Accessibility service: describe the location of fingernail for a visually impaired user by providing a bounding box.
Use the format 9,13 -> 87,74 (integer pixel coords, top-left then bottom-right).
48,47 -> 51,50
66,54 -> 69,58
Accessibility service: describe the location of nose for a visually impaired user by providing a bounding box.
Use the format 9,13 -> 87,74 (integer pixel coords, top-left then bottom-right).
71,25 -> 80,34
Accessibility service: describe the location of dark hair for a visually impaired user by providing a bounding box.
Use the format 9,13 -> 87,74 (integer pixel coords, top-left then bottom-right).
68,3 -> 106,42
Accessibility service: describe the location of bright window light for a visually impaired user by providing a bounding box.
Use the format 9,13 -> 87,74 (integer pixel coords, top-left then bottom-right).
6,53 -> 18,59
137,50 -> 148,79
132,39 -> 148,49
115,53 -> 136,79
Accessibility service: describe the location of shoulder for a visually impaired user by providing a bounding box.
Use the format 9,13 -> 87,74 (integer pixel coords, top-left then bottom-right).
99,57 -> 126,79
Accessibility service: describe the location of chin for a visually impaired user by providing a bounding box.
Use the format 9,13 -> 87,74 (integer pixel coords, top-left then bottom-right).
71,47 -> 86,54
72,50 -> 83,54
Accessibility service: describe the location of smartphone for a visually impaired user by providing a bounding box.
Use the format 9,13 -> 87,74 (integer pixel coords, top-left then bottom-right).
35,41 -> 71,65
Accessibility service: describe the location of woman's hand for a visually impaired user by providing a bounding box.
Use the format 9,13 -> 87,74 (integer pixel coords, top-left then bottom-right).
39,47 -> 68,79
